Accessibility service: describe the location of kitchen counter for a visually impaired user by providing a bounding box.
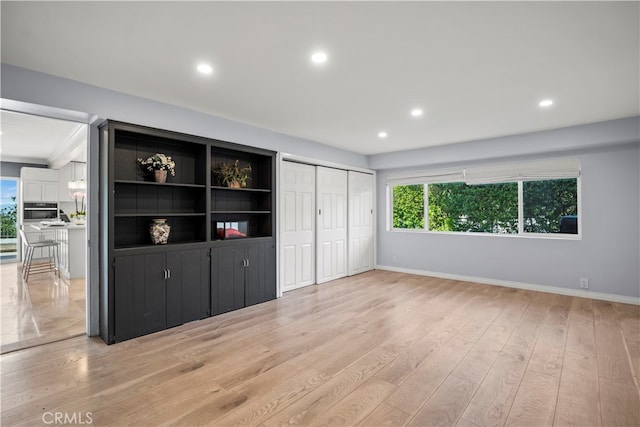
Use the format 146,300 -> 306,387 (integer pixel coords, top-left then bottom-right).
29,223 -> 86,231
29,223 -> 86,279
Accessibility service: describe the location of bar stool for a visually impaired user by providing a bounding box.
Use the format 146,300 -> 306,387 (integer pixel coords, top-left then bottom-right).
19,228 -> 60,281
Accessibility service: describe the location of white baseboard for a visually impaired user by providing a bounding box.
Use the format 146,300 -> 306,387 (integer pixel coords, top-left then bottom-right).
376,264 -> 640,306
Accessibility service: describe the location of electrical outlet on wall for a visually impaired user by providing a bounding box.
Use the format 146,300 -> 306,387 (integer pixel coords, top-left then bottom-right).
579,278 -> 589,289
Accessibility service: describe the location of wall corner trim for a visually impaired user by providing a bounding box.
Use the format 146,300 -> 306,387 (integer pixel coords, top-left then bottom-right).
375,264 -> 640,306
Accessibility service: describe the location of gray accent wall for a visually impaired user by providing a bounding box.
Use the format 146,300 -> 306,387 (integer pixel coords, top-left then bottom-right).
0,161 -> 46,177
1,64 -> 368,168
375,134 -> 640,299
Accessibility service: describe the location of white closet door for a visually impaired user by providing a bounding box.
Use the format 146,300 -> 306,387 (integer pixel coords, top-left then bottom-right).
281,162 -> 316,292
348,171 -> 374,275
316,167 -> 348,284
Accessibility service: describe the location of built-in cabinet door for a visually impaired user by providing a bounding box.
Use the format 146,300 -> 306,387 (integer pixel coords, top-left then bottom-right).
114,254 -> 165,342
316,167 -> 348,284
281,161 -> 316,292
348,171 -> 374,275
245,241 -> 276,306
211,245 -> 244,315
142,253 -> 168,335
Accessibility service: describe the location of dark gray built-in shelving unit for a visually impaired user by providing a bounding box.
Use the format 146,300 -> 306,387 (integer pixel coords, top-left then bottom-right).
99,121 -> 276,344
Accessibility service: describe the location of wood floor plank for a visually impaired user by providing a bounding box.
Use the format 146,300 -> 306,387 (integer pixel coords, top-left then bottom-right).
459,350 -> 528,427
614,302 -> 640,383
593,300 -> 636,385
504,368 -> 560,426
599,376 -> 640,426
527,303 -> 569,376
309,376 -> 396,426
384,338 -> 473,414
554,351 -> 601,427
407,375 -> 478,427
460,304 -> 547,427
358,402 -> 412,426
212,368 -> 329,427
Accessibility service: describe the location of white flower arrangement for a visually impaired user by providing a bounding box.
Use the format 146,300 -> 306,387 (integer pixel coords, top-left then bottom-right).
137,153 -> 176,176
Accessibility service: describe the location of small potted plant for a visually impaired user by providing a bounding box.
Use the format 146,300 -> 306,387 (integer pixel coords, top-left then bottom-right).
214,160 -> 252,188
137,153 -> 176,183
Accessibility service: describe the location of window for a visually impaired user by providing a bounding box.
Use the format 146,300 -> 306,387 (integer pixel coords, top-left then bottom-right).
388,159 -> 580,237
392,184 -> 424,229
523,178 -> 578,234
0,178 -> 18,261
428,182 -> 518,234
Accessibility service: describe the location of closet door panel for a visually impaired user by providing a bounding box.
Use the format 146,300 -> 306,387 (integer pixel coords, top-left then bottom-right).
280,162 -> 316,292
348,171 -> 374,275
316,167 -> 348,284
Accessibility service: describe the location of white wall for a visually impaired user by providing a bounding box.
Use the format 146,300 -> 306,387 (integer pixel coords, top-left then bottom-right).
375,136 -> 640,300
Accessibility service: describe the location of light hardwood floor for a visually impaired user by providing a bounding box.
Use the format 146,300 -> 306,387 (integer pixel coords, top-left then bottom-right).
1,270 -> 638,426
0,262 -> 85,354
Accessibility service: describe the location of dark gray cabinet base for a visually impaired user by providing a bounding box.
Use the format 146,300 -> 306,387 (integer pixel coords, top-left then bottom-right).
211,239 -> 276,316
110,248 -> 209,344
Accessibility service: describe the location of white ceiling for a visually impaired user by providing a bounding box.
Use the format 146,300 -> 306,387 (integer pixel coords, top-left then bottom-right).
0,111 -> 86,164
1,2 -> 638,156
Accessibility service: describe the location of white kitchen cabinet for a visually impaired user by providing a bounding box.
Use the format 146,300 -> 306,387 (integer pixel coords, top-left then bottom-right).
23,180 -> 43,201
59,162 -> 86,202
21,167 -> 59,202
53,226 -> 86,279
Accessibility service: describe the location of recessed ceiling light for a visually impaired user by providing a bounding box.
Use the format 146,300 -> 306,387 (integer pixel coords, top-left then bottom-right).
411,108 -> 423,117
539,99 -> 554,107
378,131 -> 388,139
311,51 -> 328,64
197,63 -> 213,75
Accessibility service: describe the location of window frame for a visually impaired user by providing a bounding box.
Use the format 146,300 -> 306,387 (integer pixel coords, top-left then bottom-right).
388,177 -> 581,240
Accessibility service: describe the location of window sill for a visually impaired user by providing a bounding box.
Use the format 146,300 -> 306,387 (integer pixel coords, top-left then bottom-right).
389,228 -> 582,241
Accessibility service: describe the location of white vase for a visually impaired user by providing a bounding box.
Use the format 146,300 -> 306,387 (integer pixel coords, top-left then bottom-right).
149,219 -> 170,244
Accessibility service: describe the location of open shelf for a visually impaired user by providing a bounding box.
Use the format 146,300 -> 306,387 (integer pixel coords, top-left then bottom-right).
114,128 -> 207,186
114,216 -> 207,248
115,180 -> 206,189
211,185 -> 271,193
211,211 -> 271,214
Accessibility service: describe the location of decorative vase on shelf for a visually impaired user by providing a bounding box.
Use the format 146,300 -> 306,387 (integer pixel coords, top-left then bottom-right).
154,170 -> 168,183
149,219 -> 170,245
229,181 -> 242,189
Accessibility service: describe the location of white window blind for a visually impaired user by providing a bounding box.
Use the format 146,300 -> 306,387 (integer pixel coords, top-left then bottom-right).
463,158 -> 581,185
386,158 -> 580,186
385,168 -> 464,185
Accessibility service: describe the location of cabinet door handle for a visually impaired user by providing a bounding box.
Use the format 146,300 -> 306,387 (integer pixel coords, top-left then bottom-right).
163,269 -> 167,279
246,258 -> 250,268
167,269 -> 171,279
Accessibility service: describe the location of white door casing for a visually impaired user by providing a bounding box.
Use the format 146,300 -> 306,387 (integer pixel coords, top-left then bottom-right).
316,166 -> 348,284
281,162 -> 316,292
348,171 -> 374,275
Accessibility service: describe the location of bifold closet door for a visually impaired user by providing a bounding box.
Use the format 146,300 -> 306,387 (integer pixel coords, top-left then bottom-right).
348,171 -> 374,275
281,162 -> 316,292
316,167 -> 348,284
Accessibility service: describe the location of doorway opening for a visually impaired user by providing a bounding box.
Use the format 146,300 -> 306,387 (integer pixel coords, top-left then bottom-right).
0,106 -> 91,353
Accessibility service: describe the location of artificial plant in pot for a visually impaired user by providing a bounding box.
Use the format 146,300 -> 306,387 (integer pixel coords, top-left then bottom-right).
214,160 -> 252,188
137,153 -> 176,183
